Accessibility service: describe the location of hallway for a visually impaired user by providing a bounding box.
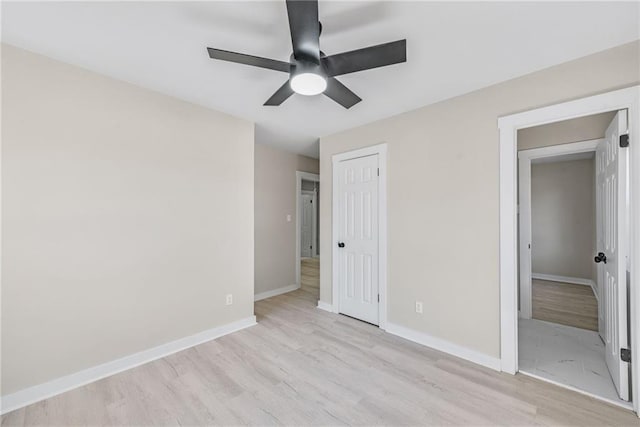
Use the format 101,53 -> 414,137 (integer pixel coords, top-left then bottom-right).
300,257 -> 319,296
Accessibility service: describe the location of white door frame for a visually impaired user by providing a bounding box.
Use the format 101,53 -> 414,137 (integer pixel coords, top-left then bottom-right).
498,85 -> 640,415
518,138 -> 601,319
331,143 -> 388,329
296,171 -> 320,287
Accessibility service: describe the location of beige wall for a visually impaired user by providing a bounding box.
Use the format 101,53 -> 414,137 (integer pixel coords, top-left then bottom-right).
518,111 -> 615,150
319,41 -> 640,358
518,111 -> 612,285
531,159 -> 596,280
254,144 -> 318,295
1,45 -> 255,395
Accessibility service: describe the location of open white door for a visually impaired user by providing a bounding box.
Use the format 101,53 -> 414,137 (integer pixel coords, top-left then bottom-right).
336,154 -> 379,325
596,145 -> 605,342
595,110 -> 630,401
301,193 -> 314,257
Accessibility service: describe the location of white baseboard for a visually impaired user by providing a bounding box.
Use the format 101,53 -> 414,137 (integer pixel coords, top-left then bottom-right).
254,284 -> 300,301
0,316 -> 257,415
532,273 -> 593,287
532,273 -> 598,300
316,300 -> 333,312
385,322 -> 501,372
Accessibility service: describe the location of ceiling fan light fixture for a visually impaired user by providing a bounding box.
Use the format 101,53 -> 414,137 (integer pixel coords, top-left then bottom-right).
207,0 -> 407,107
290,72 -> 327,96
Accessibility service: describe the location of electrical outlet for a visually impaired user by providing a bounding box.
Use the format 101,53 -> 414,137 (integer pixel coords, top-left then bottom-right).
286,214 -> 292,222
415,301 -> 423,314
226,294 -> 233,305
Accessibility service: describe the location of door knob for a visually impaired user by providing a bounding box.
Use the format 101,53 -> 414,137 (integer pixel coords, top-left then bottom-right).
338,242 -> 345,248
594,252 -> 607,264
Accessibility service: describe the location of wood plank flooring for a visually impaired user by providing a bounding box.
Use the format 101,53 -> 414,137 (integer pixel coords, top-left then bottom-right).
532,279 -> 599,331
3,280 -> 637,425
300,257 -> 319,293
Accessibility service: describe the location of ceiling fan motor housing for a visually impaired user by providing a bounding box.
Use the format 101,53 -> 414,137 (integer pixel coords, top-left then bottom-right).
289,54 -> 327,79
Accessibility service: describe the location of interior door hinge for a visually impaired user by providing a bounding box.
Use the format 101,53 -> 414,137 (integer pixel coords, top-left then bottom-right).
377,168 -> 379,176
621,348 -> 631,363
620,134 -> 629,148
378,294 -> 380,302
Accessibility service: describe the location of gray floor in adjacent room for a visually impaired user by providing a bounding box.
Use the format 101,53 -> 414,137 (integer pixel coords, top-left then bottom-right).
519,318 -> 630,409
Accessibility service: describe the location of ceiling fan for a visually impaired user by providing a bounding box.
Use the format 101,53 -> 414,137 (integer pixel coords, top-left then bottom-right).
206,0 -> 407,109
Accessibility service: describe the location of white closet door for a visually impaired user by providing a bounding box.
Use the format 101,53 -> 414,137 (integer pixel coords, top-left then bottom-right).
336,154 -> 379,325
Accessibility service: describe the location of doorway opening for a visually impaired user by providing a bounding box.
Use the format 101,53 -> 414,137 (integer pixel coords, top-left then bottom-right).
498,88 -> 639,413
517,110 -> 633,406
296,172 -> 320,302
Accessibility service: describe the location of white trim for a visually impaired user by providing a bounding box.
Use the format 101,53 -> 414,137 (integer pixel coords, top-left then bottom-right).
498,87 -> 639,130
312,306 -> 501,371
498,85 -> 640,415
254,284 -> 300,301
518,370 -> 633,411
296,171 -> 320,289
0,316 -> 257,415
518,139 -> 601,160
311,190 -> 318,258
331,143 -> 388,330
518,156 -> 533,319
531,273 -> 594,287
316,301 -> 333,312
313,186 -> 319,258
499,124 -> 519,374
385,322 -> 501,372
517,139 -> 601,319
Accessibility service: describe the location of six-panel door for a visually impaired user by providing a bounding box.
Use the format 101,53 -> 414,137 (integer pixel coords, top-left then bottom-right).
596,110 -> 629,401
336,154 -> 380,325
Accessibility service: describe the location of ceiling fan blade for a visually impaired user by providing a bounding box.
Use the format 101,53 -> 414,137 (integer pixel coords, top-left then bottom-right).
207,48 -> 290,73
264,80 -> 295,106
323,78 -> 361,109
322,39 -> 406,77
286,0 -> 320,64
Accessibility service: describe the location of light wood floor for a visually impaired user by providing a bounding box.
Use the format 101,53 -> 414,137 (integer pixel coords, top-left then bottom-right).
3,283 -> 637,425
300,257 -> 319,293
532,279 -> 599,331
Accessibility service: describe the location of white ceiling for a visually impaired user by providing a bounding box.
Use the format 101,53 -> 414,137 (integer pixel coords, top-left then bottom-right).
2,1 -> 639,158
